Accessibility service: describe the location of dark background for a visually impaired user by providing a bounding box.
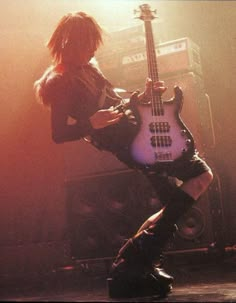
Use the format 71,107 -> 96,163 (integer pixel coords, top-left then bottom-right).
0,0 -> 235,279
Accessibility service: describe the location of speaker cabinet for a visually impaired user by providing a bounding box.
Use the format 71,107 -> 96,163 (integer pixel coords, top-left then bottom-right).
65,170 -> 154,260
66,170 -> 222,260
166,169 -> 225,252
166,194 -> 214,252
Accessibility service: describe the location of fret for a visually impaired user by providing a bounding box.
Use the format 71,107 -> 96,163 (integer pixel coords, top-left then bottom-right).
145,21 -> 159,82
139,5 -> 163,116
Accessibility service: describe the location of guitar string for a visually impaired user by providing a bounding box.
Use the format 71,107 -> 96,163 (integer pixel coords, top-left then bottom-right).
145,21 -> 156,151
145,20 -> 159,154
147,21 -> 161,114
149,21 -> 162,116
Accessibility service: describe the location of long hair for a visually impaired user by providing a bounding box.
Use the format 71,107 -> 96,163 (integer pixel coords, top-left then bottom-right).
48,11 -> 103,64
34,12 -> 104,105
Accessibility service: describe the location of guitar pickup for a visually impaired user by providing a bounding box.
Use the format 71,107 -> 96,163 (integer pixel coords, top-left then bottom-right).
151,136 -> 172,147
149,122 -> 170,133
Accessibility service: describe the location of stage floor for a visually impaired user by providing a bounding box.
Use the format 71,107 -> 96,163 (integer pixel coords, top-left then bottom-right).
4,281 -> 236,302
2,251 -> 236,302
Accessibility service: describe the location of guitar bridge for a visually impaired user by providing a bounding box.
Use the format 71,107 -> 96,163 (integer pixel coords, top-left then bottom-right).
154,151 -> 173,161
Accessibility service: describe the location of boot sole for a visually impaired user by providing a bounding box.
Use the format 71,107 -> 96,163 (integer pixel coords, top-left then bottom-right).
107,276 -> 172,299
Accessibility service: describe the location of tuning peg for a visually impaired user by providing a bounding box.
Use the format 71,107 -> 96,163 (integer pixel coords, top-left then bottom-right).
151,9 -> 158,18
133,8 -> 141,19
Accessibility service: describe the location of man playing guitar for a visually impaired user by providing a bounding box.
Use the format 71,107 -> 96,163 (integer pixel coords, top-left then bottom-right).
34,7 -> 213,299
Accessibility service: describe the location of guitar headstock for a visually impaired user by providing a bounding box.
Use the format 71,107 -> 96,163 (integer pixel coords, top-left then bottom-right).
134,3 -> 157,21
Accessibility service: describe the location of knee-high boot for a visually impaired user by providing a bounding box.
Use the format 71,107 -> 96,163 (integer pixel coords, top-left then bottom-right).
108,186 -> 195,297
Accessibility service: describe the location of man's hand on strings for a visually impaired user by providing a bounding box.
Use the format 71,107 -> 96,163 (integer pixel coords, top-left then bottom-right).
89,107 -> 124,129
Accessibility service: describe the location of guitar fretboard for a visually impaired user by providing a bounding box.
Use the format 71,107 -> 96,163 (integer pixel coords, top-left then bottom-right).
144,20 -> 163,116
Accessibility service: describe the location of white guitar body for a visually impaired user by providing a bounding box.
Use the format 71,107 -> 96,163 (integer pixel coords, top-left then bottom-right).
130,95 -> 193,166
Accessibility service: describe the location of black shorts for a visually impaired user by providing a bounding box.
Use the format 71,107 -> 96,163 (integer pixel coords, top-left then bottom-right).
142,151 -> 211,182
116,147 -> 211,182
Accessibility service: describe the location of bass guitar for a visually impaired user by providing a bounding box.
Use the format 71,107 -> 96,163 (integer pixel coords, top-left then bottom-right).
89,4 -> 195,169
129,4 -> 195,166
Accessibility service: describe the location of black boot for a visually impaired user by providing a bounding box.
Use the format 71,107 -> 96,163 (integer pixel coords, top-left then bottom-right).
108,186 -> 195,298
108,224 -> 175,299
108,233 -> 174,298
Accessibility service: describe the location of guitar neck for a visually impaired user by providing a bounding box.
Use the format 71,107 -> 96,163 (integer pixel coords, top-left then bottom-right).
144,19 -> 163,115
137,3 -> 163,114
145,20 -> 159,82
